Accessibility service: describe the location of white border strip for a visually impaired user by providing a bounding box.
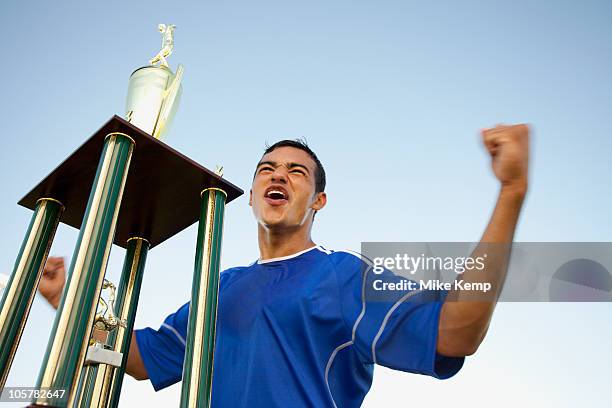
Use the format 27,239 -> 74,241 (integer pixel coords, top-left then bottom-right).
257,245 -> 318,264
371,289 -> 424,364
324,251 -> 371,408
316,246 -> 332,255
161,323 -> 186,347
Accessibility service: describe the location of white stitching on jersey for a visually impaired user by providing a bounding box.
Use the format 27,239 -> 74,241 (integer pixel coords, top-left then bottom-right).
324,250 -> 371,408
371,289 -> 424,364
161,322 -> 187,347
324,340 -> 352,408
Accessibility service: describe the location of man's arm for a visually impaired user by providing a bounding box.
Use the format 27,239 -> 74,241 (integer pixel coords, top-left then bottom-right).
125,333 -> 149,380
39,257 -> 149,380
437,124 -> 529,357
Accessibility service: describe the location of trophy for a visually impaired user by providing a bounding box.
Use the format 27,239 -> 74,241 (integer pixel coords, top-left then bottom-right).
126,24 -> 184,140
0,24 -> 242,408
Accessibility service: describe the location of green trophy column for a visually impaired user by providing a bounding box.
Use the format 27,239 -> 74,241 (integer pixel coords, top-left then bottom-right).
106,237 -> 149,407
34,132 -> 135,407
73,364 -> 98,408
180,188 -> 226,408
0,198 -> 63,389
75,236 -> 149,408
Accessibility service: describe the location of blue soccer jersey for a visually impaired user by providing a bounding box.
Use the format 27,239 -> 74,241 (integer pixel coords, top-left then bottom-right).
135,246 -> 464,407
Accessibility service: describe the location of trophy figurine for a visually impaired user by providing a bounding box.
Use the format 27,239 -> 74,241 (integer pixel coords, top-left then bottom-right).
0,24 -> 242,408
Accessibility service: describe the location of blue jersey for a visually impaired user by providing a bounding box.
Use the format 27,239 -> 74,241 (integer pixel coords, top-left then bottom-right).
135,246 -> 464,407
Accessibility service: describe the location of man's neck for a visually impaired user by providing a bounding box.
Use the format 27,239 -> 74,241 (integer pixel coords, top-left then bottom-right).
257,224 -> 316,261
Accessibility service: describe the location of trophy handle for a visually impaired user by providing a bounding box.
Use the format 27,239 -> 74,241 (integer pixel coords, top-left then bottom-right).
155,64 -> 183,139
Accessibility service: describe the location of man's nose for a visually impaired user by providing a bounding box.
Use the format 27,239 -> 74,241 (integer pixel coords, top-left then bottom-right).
270,167 -> 288,183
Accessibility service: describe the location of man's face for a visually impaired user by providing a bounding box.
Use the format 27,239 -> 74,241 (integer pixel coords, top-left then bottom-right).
250,146 -> 326,231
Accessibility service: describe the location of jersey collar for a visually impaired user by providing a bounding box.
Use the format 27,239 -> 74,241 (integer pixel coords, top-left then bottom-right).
257,245 -> 320,264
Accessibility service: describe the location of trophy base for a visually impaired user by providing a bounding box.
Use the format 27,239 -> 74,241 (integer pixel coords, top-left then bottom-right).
25,404 -> 71,408
18,115 -> 243,249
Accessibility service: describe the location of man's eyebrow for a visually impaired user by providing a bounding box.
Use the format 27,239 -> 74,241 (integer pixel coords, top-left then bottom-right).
256,160 -> 277,168
286,162 -> 310,174
255,161 -> 311,174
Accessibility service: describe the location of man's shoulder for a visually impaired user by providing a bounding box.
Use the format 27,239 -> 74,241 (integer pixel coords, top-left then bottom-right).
219,263 -> 257,284
318,247 -> 372,272
324,247 -> 370,263
221,264 -> 254,275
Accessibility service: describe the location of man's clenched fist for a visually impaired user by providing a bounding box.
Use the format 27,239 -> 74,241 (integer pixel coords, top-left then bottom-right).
482,124 -> 529,194
39,256 -> 66,309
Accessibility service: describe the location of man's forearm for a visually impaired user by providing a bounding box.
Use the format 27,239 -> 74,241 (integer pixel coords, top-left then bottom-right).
438,184 -> 526,356
87,329 -> 148,380
125,333 -> 149,380
455,183 -> 526,298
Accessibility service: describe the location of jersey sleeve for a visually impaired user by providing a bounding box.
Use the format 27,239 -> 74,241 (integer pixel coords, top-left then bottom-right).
134,302 -> 189,390
332,251 -> 464,379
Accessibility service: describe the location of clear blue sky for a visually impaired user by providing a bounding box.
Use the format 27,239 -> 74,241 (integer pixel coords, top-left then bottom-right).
1,0 -> 611,406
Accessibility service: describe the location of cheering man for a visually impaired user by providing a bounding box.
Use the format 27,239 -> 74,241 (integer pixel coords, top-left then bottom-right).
40,124 -> 529,407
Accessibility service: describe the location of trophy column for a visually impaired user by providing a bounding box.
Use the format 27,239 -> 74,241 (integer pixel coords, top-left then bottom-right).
33,132 -> 135,407
180,188 -> 227,408
73,236 -> 149,408
0,198 -> 64,389
105,237 -> 149,408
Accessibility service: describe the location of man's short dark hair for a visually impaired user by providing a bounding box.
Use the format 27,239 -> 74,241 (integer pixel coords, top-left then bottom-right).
261,139 -> 326,193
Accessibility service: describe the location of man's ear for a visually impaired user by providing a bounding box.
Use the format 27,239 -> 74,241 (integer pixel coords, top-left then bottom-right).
311,192 -> 327,211
249,189 -> 253,207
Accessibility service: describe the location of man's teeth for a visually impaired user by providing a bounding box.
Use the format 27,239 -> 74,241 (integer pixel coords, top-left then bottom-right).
267,190 -> 286,199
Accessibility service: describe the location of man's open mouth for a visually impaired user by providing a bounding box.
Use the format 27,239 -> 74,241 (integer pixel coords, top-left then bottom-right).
264,186 -> 289,206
